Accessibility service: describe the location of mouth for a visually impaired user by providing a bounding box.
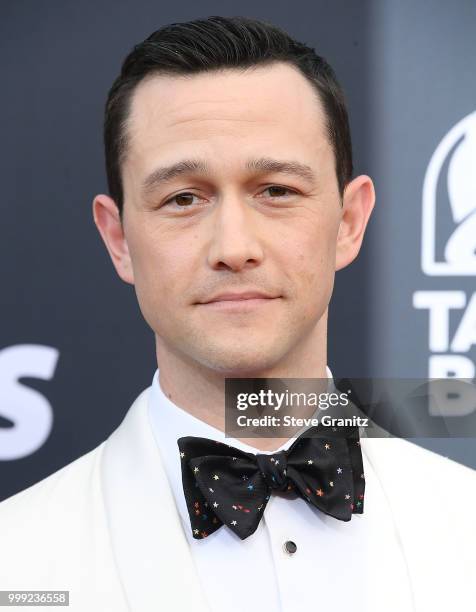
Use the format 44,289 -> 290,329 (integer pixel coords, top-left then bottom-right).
197,296 -> 280,311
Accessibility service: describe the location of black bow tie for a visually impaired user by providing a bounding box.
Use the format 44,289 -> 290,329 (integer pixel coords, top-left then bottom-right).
177,425 -> 365,540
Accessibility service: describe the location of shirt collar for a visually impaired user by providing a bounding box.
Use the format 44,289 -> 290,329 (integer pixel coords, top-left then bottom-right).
147,365 -> 335,532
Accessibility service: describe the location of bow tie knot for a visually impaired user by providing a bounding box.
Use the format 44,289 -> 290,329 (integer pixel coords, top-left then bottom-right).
256,451 -> 289,492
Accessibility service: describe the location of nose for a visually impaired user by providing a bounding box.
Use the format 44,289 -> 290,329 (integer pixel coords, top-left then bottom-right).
207,194 -> 264,272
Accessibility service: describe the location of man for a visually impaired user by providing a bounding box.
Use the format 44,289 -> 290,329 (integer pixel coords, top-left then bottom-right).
0,15 -> 475,612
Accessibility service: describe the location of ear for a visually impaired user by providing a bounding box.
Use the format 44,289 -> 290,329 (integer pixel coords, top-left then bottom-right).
335,175 -> 375,271
92,194 -> 135,285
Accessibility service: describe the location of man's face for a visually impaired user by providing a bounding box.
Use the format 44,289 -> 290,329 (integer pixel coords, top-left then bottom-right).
118,63 -> 347,374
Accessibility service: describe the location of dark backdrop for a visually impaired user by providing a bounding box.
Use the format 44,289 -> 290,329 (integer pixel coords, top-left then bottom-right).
1,0 -> 475,502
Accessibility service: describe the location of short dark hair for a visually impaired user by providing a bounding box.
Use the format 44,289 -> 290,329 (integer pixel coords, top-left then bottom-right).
104,16 -> 353,220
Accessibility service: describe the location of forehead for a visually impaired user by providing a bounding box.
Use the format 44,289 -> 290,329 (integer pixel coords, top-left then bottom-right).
124,62 -> 329,175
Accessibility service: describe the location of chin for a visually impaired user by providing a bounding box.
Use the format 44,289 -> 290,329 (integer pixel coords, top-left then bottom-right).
196,346 -> 283,377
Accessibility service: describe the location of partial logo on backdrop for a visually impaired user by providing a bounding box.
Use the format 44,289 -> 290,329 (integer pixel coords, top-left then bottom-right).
414,111 -> 476,380
0,345 -> 59,460
421,110 -> 476,275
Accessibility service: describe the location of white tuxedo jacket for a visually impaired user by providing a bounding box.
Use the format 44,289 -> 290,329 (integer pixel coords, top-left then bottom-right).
0,386 -> 475,612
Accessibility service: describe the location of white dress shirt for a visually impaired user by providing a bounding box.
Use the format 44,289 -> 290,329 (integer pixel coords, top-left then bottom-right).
148,367 -> 414,612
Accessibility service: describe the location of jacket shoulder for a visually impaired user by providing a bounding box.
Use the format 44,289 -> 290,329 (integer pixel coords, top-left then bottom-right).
362,435 -> 476,482
0,443 -> 104,521
0,441 -> 124,601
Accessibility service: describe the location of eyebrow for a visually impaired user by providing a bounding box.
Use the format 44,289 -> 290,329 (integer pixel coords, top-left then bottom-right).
141,157 -> 317,195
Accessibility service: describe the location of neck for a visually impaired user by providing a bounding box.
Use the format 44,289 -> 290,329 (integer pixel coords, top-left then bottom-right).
155,322 -> 328,452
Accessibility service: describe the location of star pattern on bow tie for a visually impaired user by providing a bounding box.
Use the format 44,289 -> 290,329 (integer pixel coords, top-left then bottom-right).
177,428 -> 365,540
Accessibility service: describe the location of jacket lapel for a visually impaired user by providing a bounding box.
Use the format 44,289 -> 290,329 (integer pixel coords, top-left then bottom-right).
100,387 -> 211,612
357,437 -> 416,610
360,435 -> 476,611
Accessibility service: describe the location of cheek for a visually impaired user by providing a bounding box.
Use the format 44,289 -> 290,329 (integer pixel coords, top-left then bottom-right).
294,251 -> 327,296
129,228 -> 194,305
282,225 -> 335,290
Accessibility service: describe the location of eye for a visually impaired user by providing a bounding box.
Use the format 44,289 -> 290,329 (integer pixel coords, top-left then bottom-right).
261,185 -> 297,198
163,192 -> 204,208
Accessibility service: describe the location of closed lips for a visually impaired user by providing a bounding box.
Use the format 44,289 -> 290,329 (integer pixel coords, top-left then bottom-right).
206,292 -> 273,302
